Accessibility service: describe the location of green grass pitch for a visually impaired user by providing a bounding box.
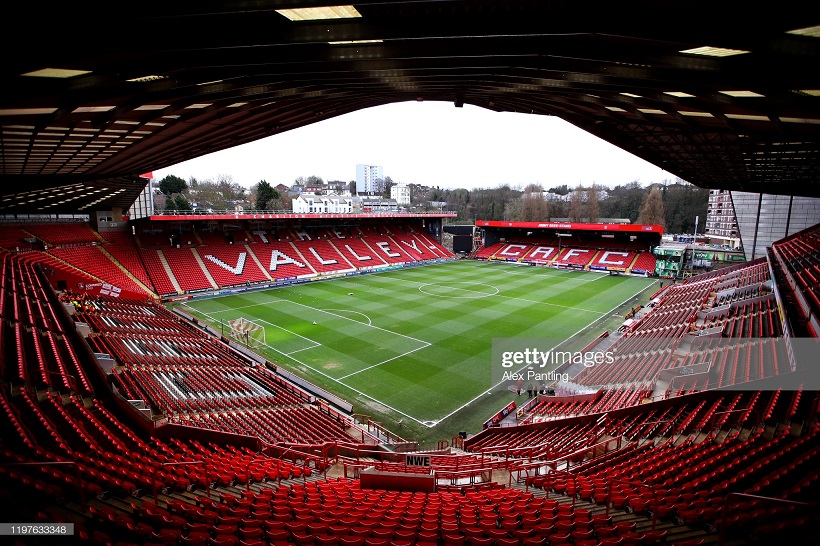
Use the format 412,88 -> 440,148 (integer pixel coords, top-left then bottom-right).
176,260 -> 657,427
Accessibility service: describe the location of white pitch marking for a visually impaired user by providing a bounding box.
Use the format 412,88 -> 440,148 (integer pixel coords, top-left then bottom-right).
412,279 -> 606,315
337,343 -> 432,380
322,308 -> 373,326
433,276 -> 659,425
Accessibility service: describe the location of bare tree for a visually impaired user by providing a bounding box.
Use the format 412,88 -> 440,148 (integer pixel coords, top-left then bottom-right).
637,185 -> 667,228
569,184 -> 584,222
504,198 -> 523,221
521,184 -> 548,221
587,183 -> 600,223
372,177 -> 385,195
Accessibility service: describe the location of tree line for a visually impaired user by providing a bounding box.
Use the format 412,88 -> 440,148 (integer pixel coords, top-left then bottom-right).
155,173 -> 708,235
155,175 -> 291,212
420,179 -> 708,234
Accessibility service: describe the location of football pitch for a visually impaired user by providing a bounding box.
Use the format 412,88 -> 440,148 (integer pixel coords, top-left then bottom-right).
177,261 -> 656,426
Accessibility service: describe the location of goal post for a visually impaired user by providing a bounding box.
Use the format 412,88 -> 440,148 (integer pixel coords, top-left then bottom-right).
227,317 -> 266,348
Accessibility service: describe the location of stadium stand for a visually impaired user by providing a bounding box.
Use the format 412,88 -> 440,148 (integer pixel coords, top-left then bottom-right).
297,239 -> 357,274
23,222 -> 103,247
198,243 -> 271,287
1,218 -> 818,544
771,224 -> 820,336
264,241 -> 318,280
99,232 -> 158,294
552,247 -> 598,269
0,224 -> 35,250
475,240 -> 656,275
333,236 -> 391,268
46,246 -> 153,297
160,247 -> 217,293
138,248 -> 180,296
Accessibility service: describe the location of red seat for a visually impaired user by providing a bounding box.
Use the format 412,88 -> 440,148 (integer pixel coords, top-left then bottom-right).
550,534 -> 572,545
239,528 -> 263,541
621,532 -> 646,546
182,532 -> 210,546
291,532 -> 315,546
641,530 -> 668,544
265,529 -> 290,542
208,536 -> 239,546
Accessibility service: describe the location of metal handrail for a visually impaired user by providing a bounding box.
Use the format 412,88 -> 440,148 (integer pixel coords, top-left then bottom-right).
46,370 -> 77,393
718,492 -> 814,545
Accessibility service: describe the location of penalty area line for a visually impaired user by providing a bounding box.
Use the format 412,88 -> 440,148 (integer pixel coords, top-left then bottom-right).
337,342 -> 432,380
178,302 -> 432,427
271,346 -> 431,427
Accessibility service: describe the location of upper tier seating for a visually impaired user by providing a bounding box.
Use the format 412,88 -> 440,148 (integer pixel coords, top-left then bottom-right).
772,225 -> 820,332
198,243 -> 271,286
138,248 -> 179,296
263,241 -> 318,280
334,237 -> 390,268
23,223 -> 101,246
74,292 -> 357,444
575,258 -> 785,391
47,246 -> 152,297
0,224 -> 34,249
160,247 -> 214,292
295,239 -> 356,274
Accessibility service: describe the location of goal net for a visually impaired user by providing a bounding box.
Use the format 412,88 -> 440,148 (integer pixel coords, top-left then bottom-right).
227,317 -> 266,348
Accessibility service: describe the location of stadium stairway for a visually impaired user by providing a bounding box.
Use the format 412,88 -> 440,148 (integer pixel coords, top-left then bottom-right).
190,248 -> 220,289
244,243 -> 274,282
148,248 -> 183,295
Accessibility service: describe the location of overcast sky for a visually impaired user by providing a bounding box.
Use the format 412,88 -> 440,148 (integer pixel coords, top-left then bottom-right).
152,101 -> 679,191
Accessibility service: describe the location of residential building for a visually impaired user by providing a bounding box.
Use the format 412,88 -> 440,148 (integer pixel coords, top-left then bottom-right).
390,181 -> 411,206
356,164 -> 383,194
292,193 -> 353,214
356,197 -> 398,212
705,189 -> 740,247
